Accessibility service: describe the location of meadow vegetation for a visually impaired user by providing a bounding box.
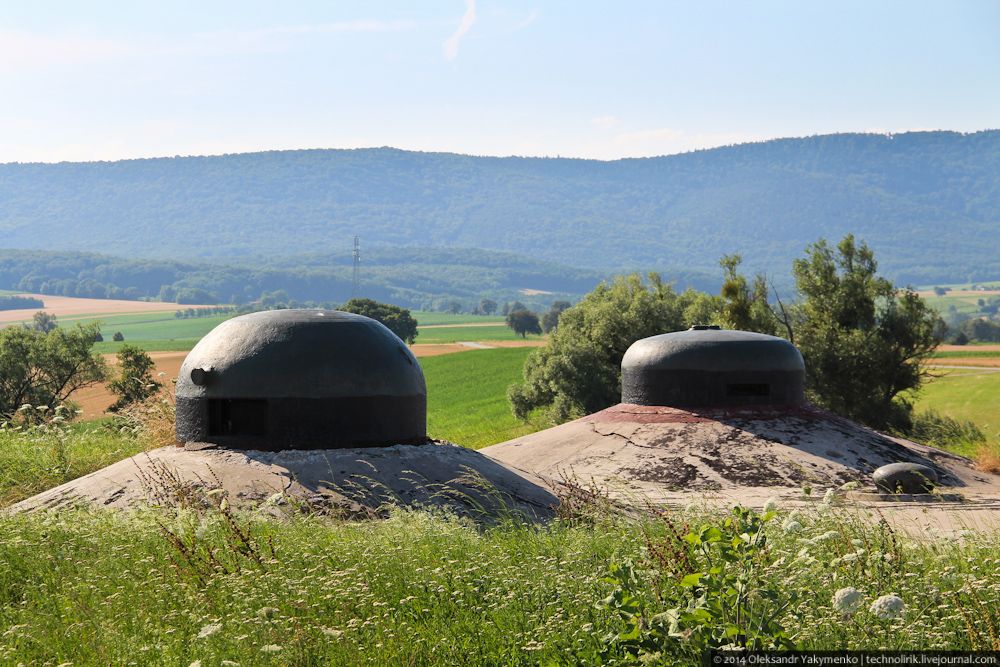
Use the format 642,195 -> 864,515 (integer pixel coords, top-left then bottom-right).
0,447 -> 997,665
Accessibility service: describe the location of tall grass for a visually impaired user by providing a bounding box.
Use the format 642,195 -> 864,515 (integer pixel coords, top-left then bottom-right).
0,500 -> 997,665
0,420 -> 143,507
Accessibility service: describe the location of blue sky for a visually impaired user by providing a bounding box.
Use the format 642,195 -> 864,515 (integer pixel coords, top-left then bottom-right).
1,0 -> 998,162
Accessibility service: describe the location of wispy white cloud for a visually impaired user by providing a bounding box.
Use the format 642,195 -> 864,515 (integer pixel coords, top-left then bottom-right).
443,0 -> 477,61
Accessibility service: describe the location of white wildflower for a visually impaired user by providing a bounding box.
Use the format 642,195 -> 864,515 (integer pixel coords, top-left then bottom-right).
322,628 -> 344,638
763,497 -> 779,514
822,488 -> 837,505
260,645 -> 282,653
810,530 -> 839,544
197,623 -> 221,639
832,587 -> 864,614
870,594 -> 905,620
783,518 -> 803,534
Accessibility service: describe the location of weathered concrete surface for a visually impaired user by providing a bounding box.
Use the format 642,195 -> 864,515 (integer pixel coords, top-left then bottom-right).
482,403 -> 1000,535
10,442 -> 557,521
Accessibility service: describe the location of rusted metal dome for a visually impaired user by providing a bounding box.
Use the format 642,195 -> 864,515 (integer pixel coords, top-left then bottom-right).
621,326 -> 805,407
175,309 -> 427,450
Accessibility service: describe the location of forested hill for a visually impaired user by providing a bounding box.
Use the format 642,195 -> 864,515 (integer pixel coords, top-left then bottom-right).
1,130 -> 998,284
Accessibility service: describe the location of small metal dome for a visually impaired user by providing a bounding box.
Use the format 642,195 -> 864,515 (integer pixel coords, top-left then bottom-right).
621,326 -> 805,407
175,309 -> 427,450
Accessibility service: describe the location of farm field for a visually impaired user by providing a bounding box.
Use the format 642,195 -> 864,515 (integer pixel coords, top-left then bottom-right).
423,347 -> 539,448
916,281 -> 1000,318
914,366 -> 1000,451
0,293 -> 209,324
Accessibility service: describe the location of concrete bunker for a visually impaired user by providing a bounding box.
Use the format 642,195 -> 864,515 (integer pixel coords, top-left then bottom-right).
175,309 -> 427,450
621,325 -> 805,408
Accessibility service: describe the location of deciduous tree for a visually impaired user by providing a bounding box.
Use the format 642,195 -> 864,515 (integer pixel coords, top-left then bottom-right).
0,323 -> 107,420
28,311 -> 58,334
791,235 -> 942,429
108,345 -> 162,412
506,309 -> 542,339
508,273 -> 693,423
341,298 -> 419,344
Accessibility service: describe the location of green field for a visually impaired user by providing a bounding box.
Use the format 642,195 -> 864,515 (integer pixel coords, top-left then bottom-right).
913,369 -> 1000,445
411,311 -> 504,325
920,295 -> 983,316
422,348 -> 537,448
92,337 -> 204,353
416,325 -> 541,344
66,313 -> 233,353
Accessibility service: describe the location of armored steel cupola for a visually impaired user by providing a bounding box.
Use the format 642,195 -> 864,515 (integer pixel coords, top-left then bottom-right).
620,326 -> 805,407
175,309 -> 427,450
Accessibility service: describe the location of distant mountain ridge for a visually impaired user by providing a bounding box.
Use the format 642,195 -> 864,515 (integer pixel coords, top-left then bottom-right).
1,130 -> 998,284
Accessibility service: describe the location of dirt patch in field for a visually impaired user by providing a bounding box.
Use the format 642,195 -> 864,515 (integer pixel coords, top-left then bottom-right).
938,344 -> 1000,353
917,289 -> 1000,298
0,294 -> 211,325
928,358 -> 1000,368
71,352 -> 187,420
410,344 -> 469,357
483,340 -> 547,348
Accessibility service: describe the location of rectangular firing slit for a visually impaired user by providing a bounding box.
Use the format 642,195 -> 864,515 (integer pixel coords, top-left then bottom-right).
726,383 -> 770,398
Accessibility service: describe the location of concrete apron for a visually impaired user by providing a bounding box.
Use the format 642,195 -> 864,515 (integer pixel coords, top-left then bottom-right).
8,442 -> 558,523
481,403 -> 1000,539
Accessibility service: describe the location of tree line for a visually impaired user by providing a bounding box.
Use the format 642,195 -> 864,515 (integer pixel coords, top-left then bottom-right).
0,295 -> 44,311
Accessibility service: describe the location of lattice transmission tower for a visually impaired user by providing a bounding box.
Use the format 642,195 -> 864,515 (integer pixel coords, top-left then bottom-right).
352,236 -> 361,298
